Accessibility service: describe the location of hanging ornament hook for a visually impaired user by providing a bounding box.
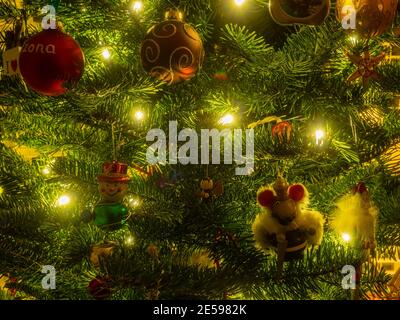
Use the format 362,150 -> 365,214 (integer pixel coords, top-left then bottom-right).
111,122 -> 117,161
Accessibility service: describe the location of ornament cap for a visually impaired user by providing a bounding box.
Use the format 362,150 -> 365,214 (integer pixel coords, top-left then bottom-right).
56,21 -> 64,32
165,9 -> 184,21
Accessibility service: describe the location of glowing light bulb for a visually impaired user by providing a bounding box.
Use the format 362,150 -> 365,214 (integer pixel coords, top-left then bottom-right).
128,196 -> 141,207
235,0 -> 246,6
57,195 -> 71,206
132,1 -> 143,12
342,233 -> 351,242
219,114 -> 234,125
134,111 -> 144,121
348,35 -> 358,45
125,236 -> 134,245
315,129 -> 325,146
102,48 -> 111,60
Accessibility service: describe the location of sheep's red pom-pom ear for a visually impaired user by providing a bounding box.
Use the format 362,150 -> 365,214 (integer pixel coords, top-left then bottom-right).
257,188 -> 275,208
288,184 -> 305,202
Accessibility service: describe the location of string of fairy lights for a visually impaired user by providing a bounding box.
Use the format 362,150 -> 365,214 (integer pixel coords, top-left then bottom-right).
98,0 -> 328,145
0,0 -> 339,246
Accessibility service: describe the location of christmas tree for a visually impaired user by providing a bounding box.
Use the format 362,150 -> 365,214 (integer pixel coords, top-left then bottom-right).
1,0 -> 400,301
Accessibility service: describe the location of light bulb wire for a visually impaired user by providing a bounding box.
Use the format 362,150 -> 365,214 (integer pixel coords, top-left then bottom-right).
101,211 -> 133,230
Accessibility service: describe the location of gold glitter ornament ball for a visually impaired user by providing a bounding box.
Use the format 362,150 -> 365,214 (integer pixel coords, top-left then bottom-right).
140,10 -> 204,85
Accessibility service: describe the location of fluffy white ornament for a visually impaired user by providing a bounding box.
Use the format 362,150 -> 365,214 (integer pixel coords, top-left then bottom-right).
331,182 -> 378,250
252,175 -> 324,278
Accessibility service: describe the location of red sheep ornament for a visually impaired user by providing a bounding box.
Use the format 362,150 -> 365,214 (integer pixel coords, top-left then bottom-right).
252,175 -> 324,278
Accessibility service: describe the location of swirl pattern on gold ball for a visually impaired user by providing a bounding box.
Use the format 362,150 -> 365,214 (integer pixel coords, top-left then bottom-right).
152,23 -> 177,38
143,39 -> 160,63
141,19 -> 204,85
171,47 -> 194,71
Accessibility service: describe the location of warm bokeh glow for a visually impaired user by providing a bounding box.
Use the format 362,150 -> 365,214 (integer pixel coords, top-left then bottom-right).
219,114 -> 234,125
132,1 -> 143,12
125,236 -> 135,245
102,48 -> 111,59
134,111 -> 145,121
128,196 -> 141,207
315,129 -> 324,145
342,233 -> 351,242
57,195 -> 71,206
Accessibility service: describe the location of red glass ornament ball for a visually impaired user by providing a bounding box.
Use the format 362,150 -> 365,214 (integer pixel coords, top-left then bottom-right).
87,277 -> 112,300
19,29 -> 84,96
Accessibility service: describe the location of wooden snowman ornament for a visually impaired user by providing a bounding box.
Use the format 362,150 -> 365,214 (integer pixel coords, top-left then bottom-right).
252,175 -> 324,277
94,161 -> 131,231
97,161 -> 130,203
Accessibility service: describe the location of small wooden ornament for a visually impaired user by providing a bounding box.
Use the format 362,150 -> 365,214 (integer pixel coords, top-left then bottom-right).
200,177 -> 213,192
213,181 -> 224,197
248,116 -> 293,144
90,241 -> 116,268
347,50 -> 385,86
199,178 -> 224,200
272,121 -> 293,144
2,47 -> 22,76
98,161 -> 130,203
147,244 -> 160,262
